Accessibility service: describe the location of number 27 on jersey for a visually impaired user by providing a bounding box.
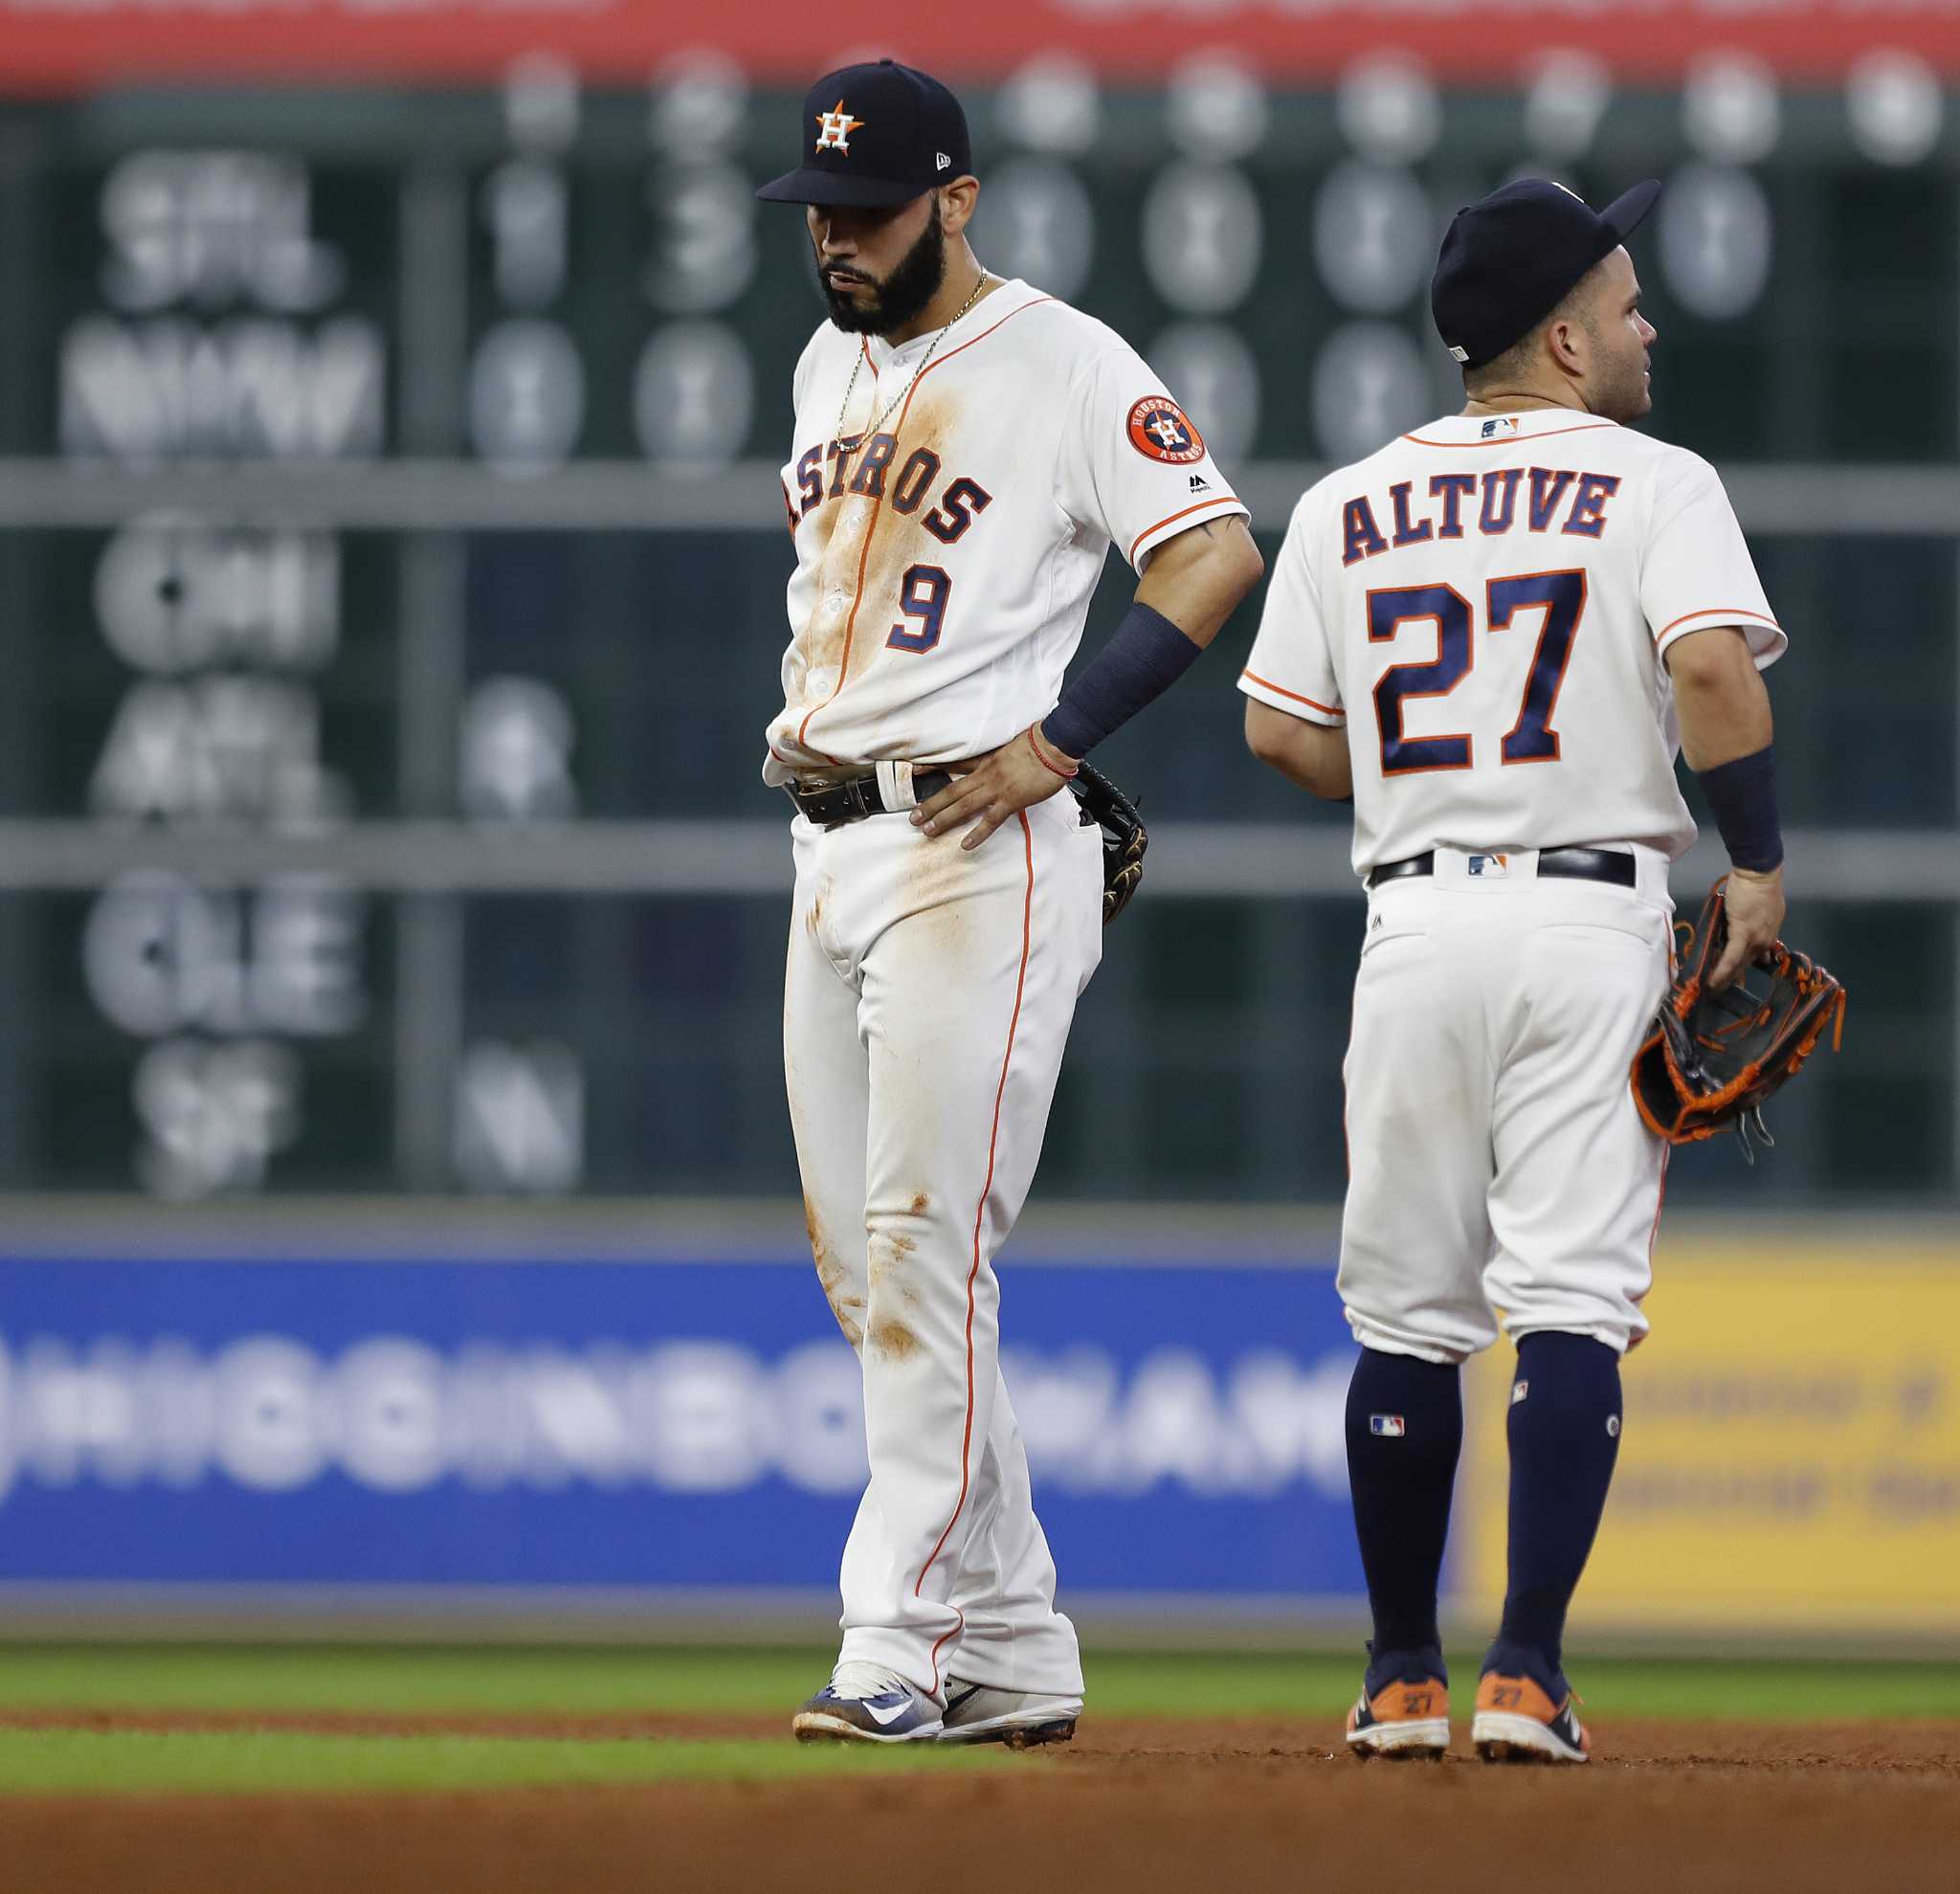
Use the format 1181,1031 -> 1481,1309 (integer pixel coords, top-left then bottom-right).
1369,570 -> 1587,775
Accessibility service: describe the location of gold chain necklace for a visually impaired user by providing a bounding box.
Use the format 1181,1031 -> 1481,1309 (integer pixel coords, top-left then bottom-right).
834,272 -> 990,450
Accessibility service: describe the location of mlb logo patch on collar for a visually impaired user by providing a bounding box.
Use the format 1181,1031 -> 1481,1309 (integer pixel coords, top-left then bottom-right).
1467,853 -> 1509,878
1480,415 -> 1522,438
1369,1415 -> 1406,1437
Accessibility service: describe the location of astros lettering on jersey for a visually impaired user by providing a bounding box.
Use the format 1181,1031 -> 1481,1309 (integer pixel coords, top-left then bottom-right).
1239,409 -> 1786,874
767,278 -> 1247,783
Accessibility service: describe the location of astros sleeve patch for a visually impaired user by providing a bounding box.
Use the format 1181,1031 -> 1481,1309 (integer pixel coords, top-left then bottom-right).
1126,394 -> 1207,464
1056,345 -> 1247,570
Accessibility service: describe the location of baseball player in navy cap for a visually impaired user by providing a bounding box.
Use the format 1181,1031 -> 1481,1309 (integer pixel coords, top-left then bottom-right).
1244,177 -> 1788,1762
759,61 -> 1262,1745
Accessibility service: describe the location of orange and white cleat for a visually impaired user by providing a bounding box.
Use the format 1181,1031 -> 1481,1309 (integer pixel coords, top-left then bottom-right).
1471,1670 -> 1591,1764
1346,1672 -> 1451,1760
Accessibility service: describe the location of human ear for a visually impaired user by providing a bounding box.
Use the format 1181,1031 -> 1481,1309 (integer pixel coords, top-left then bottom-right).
941,176 -> 980,236
1548,317 -> 1588,378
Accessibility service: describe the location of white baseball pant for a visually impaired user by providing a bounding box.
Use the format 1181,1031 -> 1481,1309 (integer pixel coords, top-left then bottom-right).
1338,845 -> 1674,1364
784,783 -> 1103,1698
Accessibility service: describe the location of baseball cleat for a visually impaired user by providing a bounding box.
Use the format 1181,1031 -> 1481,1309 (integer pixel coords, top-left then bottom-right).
1346,1671 -> 1451,1761
937,1679 -> 1081,1749
1471,1669 -> 1591,1764
791,1662 -> 945,1744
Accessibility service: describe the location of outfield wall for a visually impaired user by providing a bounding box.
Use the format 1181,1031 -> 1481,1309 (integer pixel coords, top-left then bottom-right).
1460,1242 -> 1960,1638
0,1212 -> 1954,1645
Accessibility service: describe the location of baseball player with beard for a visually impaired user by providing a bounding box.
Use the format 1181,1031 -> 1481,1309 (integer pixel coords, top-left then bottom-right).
755,60 -> 1262,1745
1242,179 -> 1787,1763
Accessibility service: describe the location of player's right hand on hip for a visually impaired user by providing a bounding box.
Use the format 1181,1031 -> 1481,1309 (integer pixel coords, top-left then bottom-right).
1710,866 -> 1786,991
912,724 -> 1076,852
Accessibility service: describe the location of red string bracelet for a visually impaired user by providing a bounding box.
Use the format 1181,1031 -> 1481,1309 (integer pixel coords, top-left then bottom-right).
1027,727 -> 1080,781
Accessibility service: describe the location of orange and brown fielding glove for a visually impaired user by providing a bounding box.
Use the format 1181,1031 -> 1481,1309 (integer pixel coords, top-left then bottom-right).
1066,761 -> 1147,926
1630,879 -> 1847,1162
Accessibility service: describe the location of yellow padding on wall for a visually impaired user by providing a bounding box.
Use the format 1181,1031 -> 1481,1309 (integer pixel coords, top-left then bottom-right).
1455,1239 -> 1960,1633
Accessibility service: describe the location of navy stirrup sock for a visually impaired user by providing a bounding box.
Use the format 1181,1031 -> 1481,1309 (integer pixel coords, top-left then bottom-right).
1345,1348 -> 1462,1682
1496,1332 -> 1624,1682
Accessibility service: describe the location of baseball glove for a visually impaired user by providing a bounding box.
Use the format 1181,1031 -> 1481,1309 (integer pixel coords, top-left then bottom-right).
1630,879 -> 1847,1162
1067,761 -> 1147,925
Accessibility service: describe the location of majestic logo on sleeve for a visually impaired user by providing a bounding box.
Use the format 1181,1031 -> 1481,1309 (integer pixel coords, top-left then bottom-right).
815,101 -> 866,154
1126,394 -> 1206,464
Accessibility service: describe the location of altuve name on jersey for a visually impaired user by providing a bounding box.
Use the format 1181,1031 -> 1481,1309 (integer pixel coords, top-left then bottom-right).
791,431 -> 993,546
1341,468 -> 1622,568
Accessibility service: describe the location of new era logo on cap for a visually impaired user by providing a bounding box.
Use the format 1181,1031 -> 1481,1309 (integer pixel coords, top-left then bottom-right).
1370,1415 -> 1406,1437
936,151 -> 952,171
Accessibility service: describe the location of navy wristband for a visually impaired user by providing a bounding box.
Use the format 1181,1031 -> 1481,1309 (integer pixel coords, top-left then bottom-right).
1695,744 -> 1783,872
1042,600 -> 1202,758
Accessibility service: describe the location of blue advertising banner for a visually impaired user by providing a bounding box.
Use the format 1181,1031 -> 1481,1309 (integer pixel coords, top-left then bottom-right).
0,1251 -> 1362,1606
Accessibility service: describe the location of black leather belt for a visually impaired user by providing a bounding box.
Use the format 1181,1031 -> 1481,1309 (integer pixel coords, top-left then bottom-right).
1367,847 -> 1637,891
785,769 -> 953,830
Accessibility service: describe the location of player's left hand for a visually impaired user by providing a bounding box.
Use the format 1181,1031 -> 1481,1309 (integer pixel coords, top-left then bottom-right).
912,725 -> 1080,850
1710,864 -> 1786,990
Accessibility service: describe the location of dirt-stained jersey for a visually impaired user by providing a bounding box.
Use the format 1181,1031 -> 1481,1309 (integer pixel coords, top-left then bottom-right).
766,278 -> 1248,784
1239,409 -> 1786,871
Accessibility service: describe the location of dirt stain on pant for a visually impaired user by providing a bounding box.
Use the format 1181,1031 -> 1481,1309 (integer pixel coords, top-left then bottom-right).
868,1228 -> 918,1293
806,1195 -> 864,1348
868,1317 -> 922,1362
869,1186 -> 933,1307
804,875 -> 832,942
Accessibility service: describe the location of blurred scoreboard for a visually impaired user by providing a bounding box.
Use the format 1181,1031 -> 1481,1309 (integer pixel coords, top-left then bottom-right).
0,56 -> 1953,1198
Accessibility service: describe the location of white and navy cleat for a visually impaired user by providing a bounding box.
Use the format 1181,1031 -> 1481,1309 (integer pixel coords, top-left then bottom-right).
937,1680 -> 1081,1749
791,1662 -> 945,1744
1471,1670 -> 1591,1764
1346,1673 -> 1451,1760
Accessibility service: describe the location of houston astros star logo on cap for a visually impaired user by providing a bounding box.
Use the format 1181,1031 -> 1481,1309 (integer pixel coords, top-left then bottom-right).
814,100 -> 865,154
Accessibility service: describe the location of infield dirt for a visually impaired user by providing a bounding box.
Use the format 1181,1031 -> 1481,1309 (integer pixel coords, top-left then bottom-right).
4,1709 -> 1956,1893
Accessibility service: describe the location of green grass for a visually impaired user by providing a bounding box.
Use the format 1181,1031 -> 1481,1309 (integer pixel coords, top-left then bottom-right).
1081,1652 -> 1960,1722
2,1644 -> 1959,1724
0,1727 -> 1004,1796
0,1644 -> 1955,1799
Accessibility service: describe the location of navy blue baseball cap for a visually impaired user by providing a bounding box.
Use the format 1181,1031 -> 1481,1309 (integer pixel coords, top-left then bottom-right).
757,60 -> 972,209
1431,177 -> 1661,369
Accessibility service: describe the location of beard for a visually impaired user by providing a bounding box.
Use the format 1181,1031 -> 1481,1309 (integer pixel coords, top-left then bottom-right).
1626,355 -> 1654,420
1576,312 -> 1651,422
1595,351 -> 1652,423
817,208 -> 947,336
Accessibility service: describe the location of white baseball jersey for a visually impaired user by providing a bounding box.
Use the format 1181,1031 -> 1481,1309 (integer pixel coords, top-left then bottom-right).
1239,410 -> 1786,873
766,277 -> 1247,783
